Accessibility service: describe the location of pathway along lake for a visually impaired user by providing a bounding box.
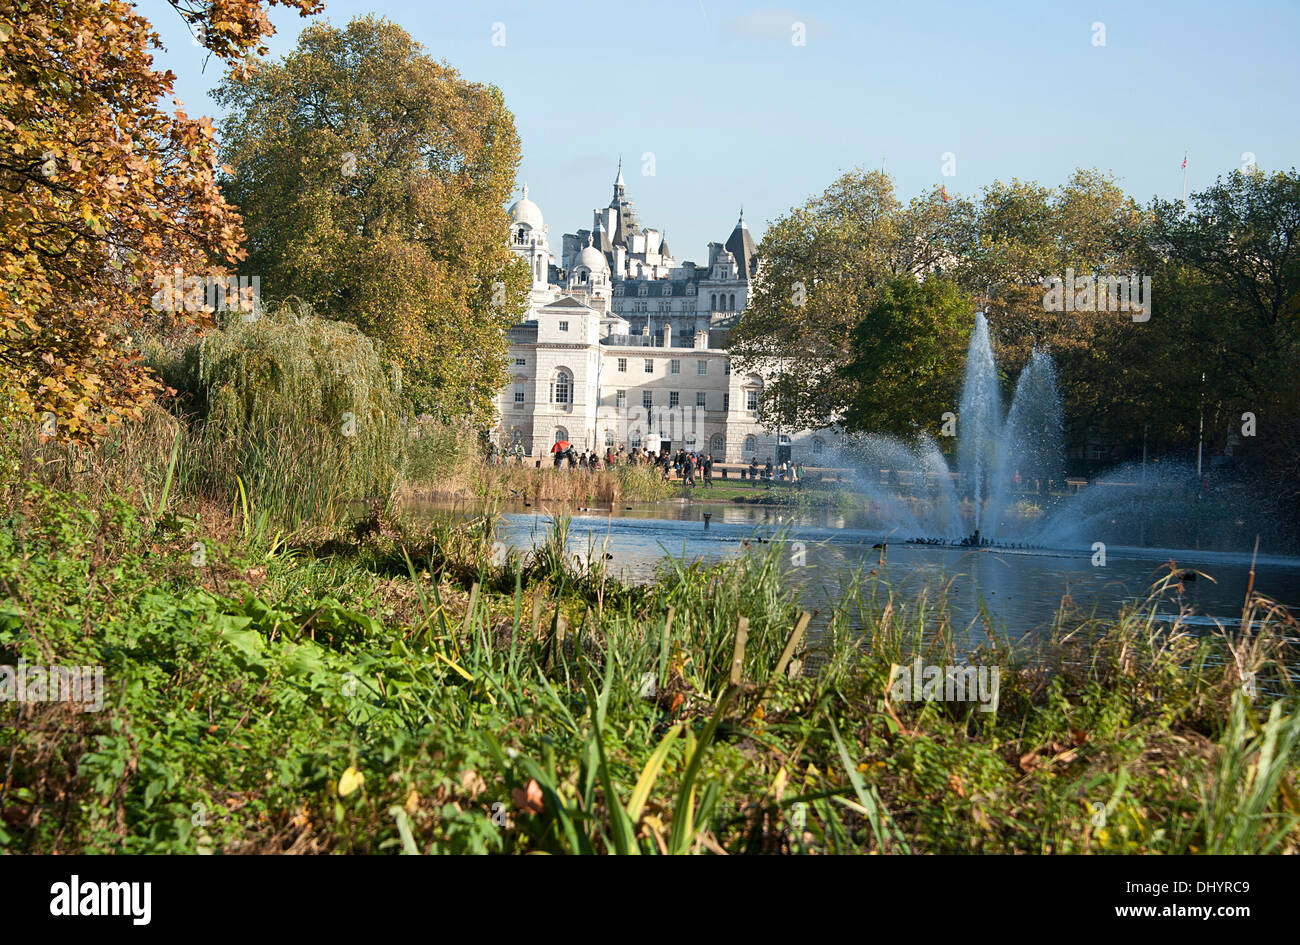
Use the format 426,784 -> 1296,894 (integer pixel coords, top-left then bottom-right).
412,498 -> 1300,649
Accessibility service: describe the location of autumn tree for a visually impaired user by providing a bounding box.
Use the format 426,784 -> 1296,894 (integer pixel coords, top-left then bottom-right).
968,169 -> 1154,448
0,0 -> 319,441
213,16 -> 530,423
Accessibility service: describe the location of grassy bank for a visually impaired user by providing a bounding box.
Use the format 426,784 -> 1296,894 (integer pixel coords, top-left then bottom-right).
2,470 -> 1297,853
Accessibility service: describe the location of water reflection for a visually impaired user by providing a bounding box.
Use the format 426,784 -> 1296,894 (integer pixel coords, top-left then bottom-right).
462,500 -> 1300,641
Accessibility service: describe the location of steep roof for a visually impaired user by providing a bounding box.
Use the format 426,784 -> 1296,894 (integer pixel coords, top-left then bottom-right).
724,210 -> 757,279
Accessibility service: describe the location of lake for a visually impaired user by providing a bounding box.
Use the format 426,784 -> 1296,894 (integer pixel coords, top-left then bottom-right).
465,498 -> 1300,648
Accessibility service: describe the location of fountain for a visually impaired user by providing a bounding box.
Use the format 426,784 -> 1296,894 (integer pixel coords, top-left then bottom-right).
843,311 -> 1067,547
843,312 -> 1292,555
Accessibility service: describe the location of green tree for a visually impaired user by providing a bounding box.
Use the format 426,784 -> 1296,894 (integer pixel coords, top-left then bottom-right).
730,169 -> 975,430
214,16 -> 530,423
840,276 -> 973,437
1148,169 -> 1300,507
961,170 -> 1154,450
1151,169 -> 1300,417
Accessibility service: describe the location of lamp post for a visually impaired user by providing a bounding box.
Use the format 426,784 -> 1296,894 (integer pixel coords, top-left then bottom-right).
1196,371 -> 1205,493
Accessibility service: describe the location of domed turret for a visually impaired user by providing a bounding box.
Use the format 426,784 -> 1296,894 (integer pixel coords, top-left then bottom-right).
576,235 -> 609,273
509,183 -> 544,229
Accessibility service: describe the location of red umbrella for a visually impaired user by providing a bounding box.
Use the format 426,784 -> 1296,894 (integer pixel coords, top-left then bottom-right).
552,440 -> 571,453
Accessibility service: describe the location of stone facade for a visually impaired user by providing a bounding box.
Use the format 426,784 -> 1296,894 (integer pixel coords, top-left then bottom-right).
493,168 -> 834,464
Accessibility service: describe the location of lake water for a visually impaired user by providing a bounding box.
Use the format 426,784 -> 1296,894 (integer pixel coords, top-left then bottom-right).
478,499 -> 1300,646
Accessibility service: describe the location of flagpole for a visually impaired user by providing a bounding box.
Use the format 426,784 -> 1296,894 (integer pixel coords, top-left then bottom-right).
1182,150 -> 1188,203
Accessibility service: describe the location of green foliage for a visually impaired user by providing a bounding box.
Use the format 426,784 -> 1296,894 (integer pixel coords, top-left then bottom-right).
840,276 -> 973,437
214,15 -> 531,423
2,482 -> 1297,855
186,304 -> 405,527
729,169 -> 973,429
734,165 -> 1300,516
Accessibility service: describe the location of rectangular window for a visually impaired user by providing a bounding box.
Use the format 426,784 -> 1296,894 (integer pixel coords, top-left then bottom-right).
515,358 -> 526,366
617,357 -> 627,373
514,383 -> 525,404
746,390 -> 758,412
723,393 -> 729,411
559,320 -> 569,332
724,361 -> 732,376
696,392 -> 706,408
670,359 -> 680,374
642,390 -> 653,409
616,390 -> 627,408
697,360 -> 707,375
644,358 -> 653,373
669,391 -> 680,408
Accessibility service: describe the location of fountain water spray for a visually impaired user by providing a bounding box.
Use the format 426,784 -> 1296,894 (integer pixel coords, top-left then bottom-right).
846,311 -> 1065,546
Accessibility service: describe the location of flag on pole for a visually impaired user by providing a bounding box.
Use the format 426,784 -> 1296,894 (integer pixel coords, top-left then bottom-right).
1181,154 -> 1187,169
940,184 -> 949,203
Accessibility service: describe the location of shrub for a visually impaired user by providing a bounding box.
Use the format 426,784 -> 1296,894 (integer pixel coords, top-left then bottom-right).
185,304 -> 405,527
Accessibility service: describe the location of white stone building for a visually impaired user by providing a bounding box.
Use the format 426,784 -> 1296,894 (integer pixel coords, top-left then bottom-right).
493,167 -> 832,464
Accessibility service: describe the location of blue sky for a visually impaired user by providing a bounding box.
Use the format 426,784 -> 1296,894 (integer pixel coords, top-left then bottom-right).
140,0 -> 1300,261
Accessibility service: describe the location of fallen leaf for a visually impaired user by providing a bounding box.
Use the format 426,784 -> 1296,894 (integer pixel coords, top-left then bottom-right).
512,778 -> 545,815
338,765 -> 365,797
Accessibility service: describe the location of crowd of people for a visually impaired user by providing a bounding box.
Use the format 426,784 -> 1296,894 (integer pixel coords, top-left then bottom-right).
485,440 -> 807,487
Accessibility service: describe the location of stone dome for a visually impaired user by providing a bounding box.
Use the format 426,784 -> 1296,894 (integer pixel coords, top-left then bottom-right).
509,183 -> 544,229
576,237 -> 608,273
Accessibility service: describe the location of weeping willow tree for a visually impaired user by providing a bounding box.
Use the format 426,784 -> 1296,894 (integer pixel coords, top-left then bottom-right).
190,303 -> 405,526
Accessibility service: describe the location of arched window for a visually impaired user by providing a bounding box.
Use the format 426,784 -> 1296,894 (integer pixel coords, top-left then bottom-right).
604,430 -> 615,449
550,369 -> 572,405
729,293 -> 735,310
812,437 -> 825,456
554,427 -> 569,444
744,435 -> 757,454
710,434 -> 725,455
710,293 -> 717,310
